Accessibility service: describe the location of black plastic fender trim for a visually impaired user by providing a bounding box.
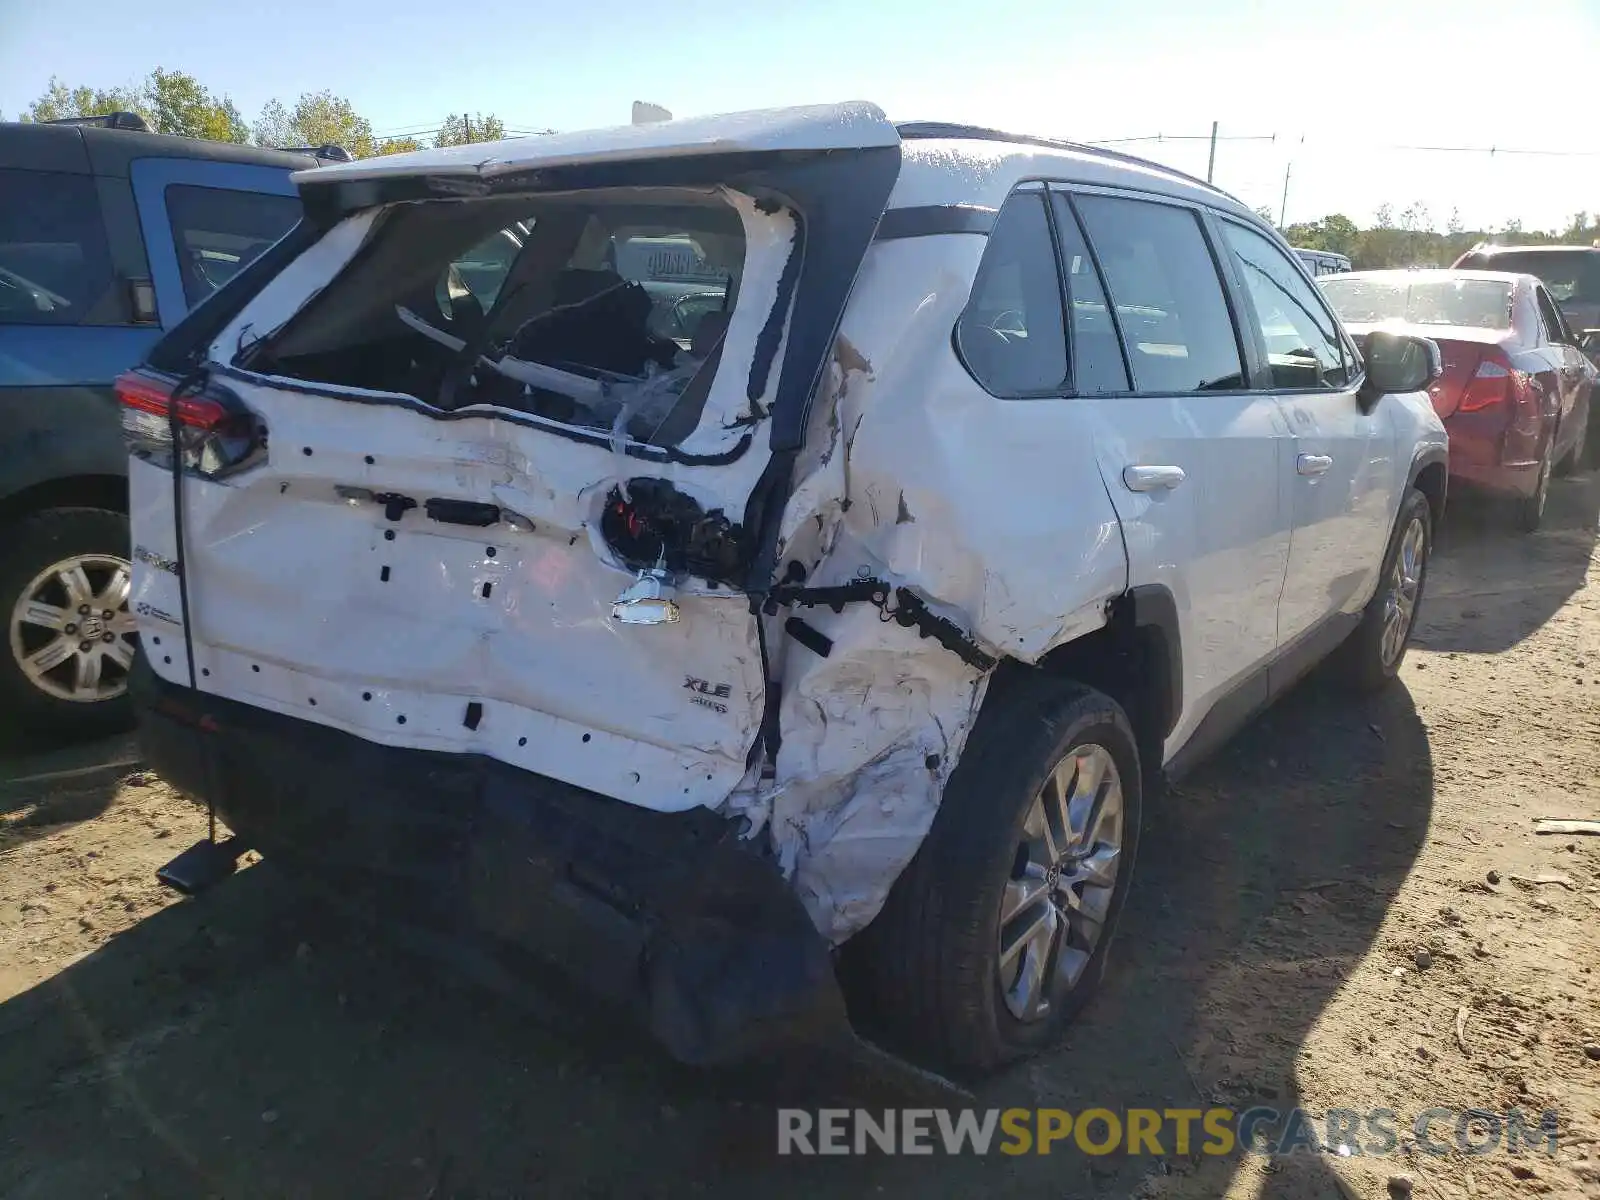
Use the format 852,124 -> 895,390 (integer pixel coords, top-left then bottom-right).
1124,584 -> 1183,742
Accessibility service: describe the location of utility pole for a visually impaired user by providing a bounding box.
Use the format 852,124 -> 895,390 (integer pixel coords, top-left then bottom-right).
1206,121 -> 1218,184
463,113 -> 472,142
1279,161 -> 1292,227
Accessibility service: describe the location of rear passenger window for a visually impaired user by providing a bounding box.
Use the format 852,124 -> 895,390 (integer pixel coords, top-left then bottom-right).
0,168 -> 116,326
1220,221 -> 1351,390
1074,195 -> 1246,394
955,192 -> 1068,395
1534,287 -> 1569,345
165,185 -> 301,307
1049,193 -> 1129,395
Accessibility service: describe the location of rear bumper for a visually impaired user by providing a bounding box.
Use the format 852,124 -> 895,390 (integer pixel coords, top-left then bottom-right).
1443,412 -> 1543,499
1448,457 -> 1540,499
132,662 -> 848,1065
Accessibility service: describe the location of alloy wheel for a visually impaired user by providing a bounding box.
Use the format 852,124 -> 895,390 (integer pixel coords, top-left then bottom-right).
1380,516 -> 1427,668
8,553 -> 138,704
997,744 -> 1125,1022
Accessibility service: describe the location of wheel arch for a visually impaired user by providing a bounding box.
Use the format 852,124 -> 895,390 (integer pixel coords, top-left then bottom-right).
1408,445 -> 1447,528
996,585 -> 1182,787
0,474 -> 129,526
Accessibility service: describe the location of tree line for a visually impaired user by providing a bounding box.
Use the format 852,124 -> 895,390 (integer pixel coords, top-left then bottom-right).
10,70 -> 513,157
13,74 -> 1597,257
1279,203 -> 1600,269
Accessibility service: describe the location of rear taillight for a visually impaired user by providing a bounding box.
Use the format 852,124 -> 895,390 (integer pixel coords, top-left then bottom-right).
116,370 -> 264,477
1457,351 -> 1530,414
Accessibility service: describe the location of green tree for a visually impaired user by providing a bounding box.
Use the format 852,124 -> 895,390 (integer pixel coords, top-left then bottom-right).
435,112 -> 506,147
1283,213 -> 1359,257
373,135 -> 427,156
254,91 -> 377,157
25,75 -> 151,127
23,71 -> 247,142
146,68 -> 248,142
1320,214 -> 1359,257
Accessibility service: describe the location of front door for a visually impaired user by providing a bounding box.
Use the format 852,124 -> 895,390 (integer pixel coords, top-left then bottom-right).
1214,218 -> 1395,659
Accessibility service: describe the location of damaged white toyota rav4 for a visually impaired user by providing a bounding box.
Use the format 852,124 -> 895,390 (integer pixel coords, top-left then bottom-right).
120,103 -> 1447,1073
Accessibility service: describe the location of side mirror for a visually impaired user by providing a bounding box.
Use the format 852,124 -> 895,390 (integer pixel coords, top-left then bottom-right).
1358,330 -> 1441,410
1581,330 -> 1600,357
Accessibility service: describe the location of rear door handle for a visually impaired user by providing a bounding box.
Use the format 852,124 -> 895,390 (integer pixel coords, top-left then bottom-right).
1122,465 -> 1186,492
1297,453 -> 1333,477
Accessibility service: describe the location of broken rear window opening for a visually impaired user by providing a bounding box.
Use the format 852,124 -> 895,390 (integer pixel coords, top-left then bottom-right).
242,187 -> 763,450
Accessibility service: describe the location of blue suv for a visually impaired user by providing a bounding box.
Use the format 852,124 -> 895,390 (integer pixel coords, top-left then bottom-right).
0,114 -> 333,732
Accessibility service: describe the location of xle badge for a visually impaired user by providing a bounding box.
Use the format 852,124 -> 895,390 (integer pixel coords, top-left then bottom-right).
684,676 -> 732,714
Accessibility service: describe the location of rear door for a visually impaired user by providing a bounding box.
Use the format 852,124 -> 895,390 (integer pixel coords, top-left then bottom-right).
127,157 -> 301,327
0,157 -> 152,502
1059,188 -> 1291,760
1214,216 -> 1393,657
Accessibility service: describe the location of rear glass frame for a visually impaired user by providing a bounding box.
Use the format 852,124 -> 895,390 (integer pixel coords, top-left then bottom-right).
243,187 -> 761,452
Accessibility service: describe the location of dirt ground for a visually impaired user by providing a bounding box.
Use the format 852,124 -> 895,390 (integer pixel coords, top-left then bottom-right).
2,475 -> 1599,1200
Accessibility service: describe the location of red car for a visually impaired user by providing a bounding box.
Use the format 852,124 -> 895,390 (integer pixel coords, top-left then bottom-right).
1321,269 -> 1597,531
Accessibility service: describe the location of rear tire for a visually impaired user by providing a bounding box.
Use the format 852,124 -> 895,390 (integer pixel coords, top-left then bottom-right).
1337,487 -> 1432,693
1555,412 -> 1585,477
1513,445 -> 1553,533
1585,403 -> 1600,469
844,676 -> 1142,1074
0,508 -> 137,735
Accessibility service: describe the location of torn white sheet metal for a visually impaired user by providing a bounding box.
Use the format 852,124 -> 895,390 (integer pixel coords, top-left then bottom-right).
744,234 -> 1126,940
804,236 -> 1126,657
212,208 -> 381,361
764,563 -> 989,943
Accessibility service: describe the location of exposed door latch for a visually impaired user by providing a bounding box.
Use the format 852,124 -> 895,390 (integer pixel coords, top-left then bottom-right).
611,553 -> 681,626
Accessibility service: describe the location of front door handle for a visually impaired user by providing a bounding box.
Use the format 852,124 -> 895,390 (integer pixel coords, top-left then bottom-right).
1297,453 -> 1334,477
1122,465 -> 1186,493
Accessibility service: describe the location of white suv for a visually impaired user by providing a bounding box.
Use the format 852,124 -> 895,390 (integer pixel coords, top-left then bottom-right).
120,103 -> 1447,1073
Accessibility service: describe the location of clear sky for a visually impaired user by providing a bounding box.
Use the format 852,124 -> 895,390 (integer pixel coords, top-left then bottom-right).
3,0 -> 1598,232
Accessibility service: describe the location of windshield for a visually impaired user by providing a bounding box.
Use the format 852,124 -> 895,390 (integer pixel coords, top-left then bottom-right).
1475,251 -> 1600,304
1320,276 -> 1514,330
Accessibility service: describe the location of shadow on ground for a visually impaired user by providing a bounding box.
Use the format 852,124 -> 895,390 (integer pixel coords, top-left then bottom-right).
0,723 -> 139,851
1416,469 -> 1599,655
0,691 -> 1436,1199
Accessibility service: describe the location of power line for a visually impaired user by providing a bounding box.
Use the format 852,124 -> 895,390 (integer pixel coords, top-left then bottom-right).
1087,129 -> 1600,159
1085,132 -> 1276,146
1382,143 -> 1600,158
371,122 -> 445,137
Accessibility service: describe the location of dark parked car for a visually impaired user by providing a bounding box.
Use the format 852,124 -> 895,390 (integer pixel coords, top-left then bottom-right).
1294,247 -> 1352,277
1322,268 -> 1597,531
0,114 -> 323,731
1453,244 -> 1600,355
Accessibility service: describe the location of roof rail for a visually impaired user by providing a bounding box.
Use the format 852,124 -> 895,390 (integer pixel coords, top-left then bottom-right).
279,144 -> 354,164
44,111 -> 151,132
895,120 -> 1225,196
